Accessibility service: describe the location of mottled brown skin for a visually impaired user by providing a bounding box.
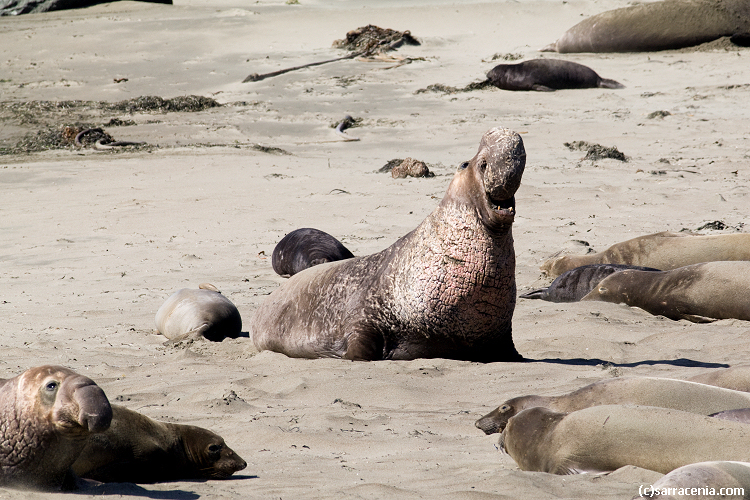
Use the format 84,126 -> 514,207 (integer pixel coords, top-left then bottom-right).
486,59 -> 623,92
0,366 -> 112,491
541,232 -> 750,278
633,461 -> 750,500
689,366 -> 750,393
542,0 -> 750,53
475,376 -> 750,435
272,228 -> 355,277
500,405 -> 750,475
519,264 -> 659,303
250,127 -> 525,361
72,405 -> 246,483
581,261 -> 750,322
155,283 -> 242,342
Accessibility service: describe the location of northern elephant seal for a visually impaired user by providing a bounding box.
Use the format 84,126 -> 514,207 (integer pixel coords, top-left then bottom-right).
250,127 -> 525,361
688,366 -> 750,392
486,59 -> 623,91
272,228 -> 355,277
155,283 -> 242,342
519,264 -> 659,302
475,376 -> 750,434
581,261 -> 750,322
542,0 -> 750,53
72,405 -> 246,483
541,232 -> 750,278
499,405 -> 750,474
633,461 -> 750,500
710,408 -> 750,424
0,366 -> 112,490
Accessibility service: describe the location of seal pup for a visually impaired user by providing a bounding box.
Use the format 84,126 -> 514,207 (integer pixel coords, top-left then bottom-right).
475,376 -> 750,434
688,366 -> 750,393
251,127 -> 525,361
633,461 -> 750,500
541,232 -> 750,278
499,405 -> 750,475
541,0 -> 750,53
581,261 -> 750,322
486,59 -> 623,91
519,264 -> 660,302
72,404 -> 246,483
272,228 -> 355,277
155,283 -> 242,342
0,366 -> 112,491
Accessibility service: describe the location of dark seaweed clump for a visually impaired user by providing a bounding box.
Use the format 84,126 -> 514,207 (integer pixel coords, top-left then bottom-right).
565,141 -> 628,162
107,95 -> 220,113
415,80 -> 493,95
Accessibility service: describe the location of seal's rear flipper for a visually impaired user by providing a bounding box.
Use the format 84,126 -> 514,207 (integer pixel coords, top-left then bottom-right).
519,289 -> 546,299
599,78 -> 625,89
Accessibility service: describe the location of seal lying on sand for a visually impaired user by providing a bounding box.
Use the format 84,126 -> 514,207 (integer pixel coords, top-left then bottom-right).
633,461 -> 750,500
72,405 -> 247,483
486,59 -> 623,91
272,228 -> 355,277
251,127 -> 525,361
581,261 -> 750,322
542,0 -> 750,53
475,376 -> 750,434
0,366 -> 112,491
541,232 -> 750,278
499,405 -> 750,474
155,284 -> 242,342
519,264 -> 659,302
710,408 -> 750,424
688,366 -> 750,393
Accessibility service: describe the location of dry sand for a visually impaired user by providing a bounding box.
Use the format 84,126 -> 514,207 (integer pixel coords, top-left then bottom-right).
1,0 -> 749,498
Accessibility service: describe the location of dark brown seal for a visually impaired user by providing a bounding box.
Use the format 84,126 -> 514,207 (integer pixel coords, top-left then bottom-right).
0,366 -> 112,491
250,127 -> 525,361
486,59 -> 623,91
519,264 -> 660,302
541,232 -> 750,278
72,404 -> 247,483
475,376 -> 750,435
272,228 -> 355,277
155,283 -> 242,341
581,261 -> 750,322
542,0 -> 750,53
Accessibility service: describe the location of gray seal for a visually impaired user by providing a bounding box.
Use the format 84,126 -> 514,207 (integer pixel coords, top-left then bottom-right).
475,376 -> 750,435
519,264 -> 660,302
272,228 -> 355,277
581,261 -> 750,322
486,59 -> 623,91
250,127 -> 525,361
155,283 -> 242,342
541,231 -> 750,278
72,404 -> 246,483
542,0 -> 750,53
0,366 -> 112,491
632,461 -> 750,500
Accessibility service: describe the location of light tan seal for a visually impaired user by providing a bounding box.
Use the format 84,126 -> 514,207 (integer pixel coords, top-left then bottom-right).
155,283 -> 242,342
250,127 -> 525,361
72,404 -> 247,483
499,405 -> 750,475
632,461 -> 750,500
688,365 -> 750,392
0,365 -> 112,491
541,232 -> 750,278
581,261 -> 750,322
475,376 -> 750,434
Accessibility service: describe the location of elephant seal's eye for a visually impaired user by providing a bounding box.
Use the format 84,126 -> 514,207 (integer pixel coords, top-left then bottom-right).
459,161 -> 469,170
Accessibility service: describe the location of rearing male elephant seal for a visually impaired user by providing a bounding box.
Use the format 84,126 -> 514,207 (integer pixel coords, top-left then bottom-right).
72,405 -> 246,483
633,461 -> 750,500
0,366 -> 112,490
272,227 -> 355,277
251,127 -> 525,361
475,376 -> 750,434
541,231 -> 750,278
581,261 -> 750,322
486,59 -> 623,92
499,405 -> 750,475
155,283 -> 242,342
519,264 -> 659,302
542,0 -> 750,53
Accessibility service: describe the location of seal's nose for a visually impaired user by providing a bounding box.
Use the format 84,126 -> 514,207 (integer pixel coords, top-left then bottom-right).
75,384 -> 112,433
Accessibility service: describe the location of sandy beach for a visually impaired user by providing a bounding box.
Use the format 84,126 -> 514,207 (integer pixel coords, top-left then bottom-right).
1,0 -> 749,498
